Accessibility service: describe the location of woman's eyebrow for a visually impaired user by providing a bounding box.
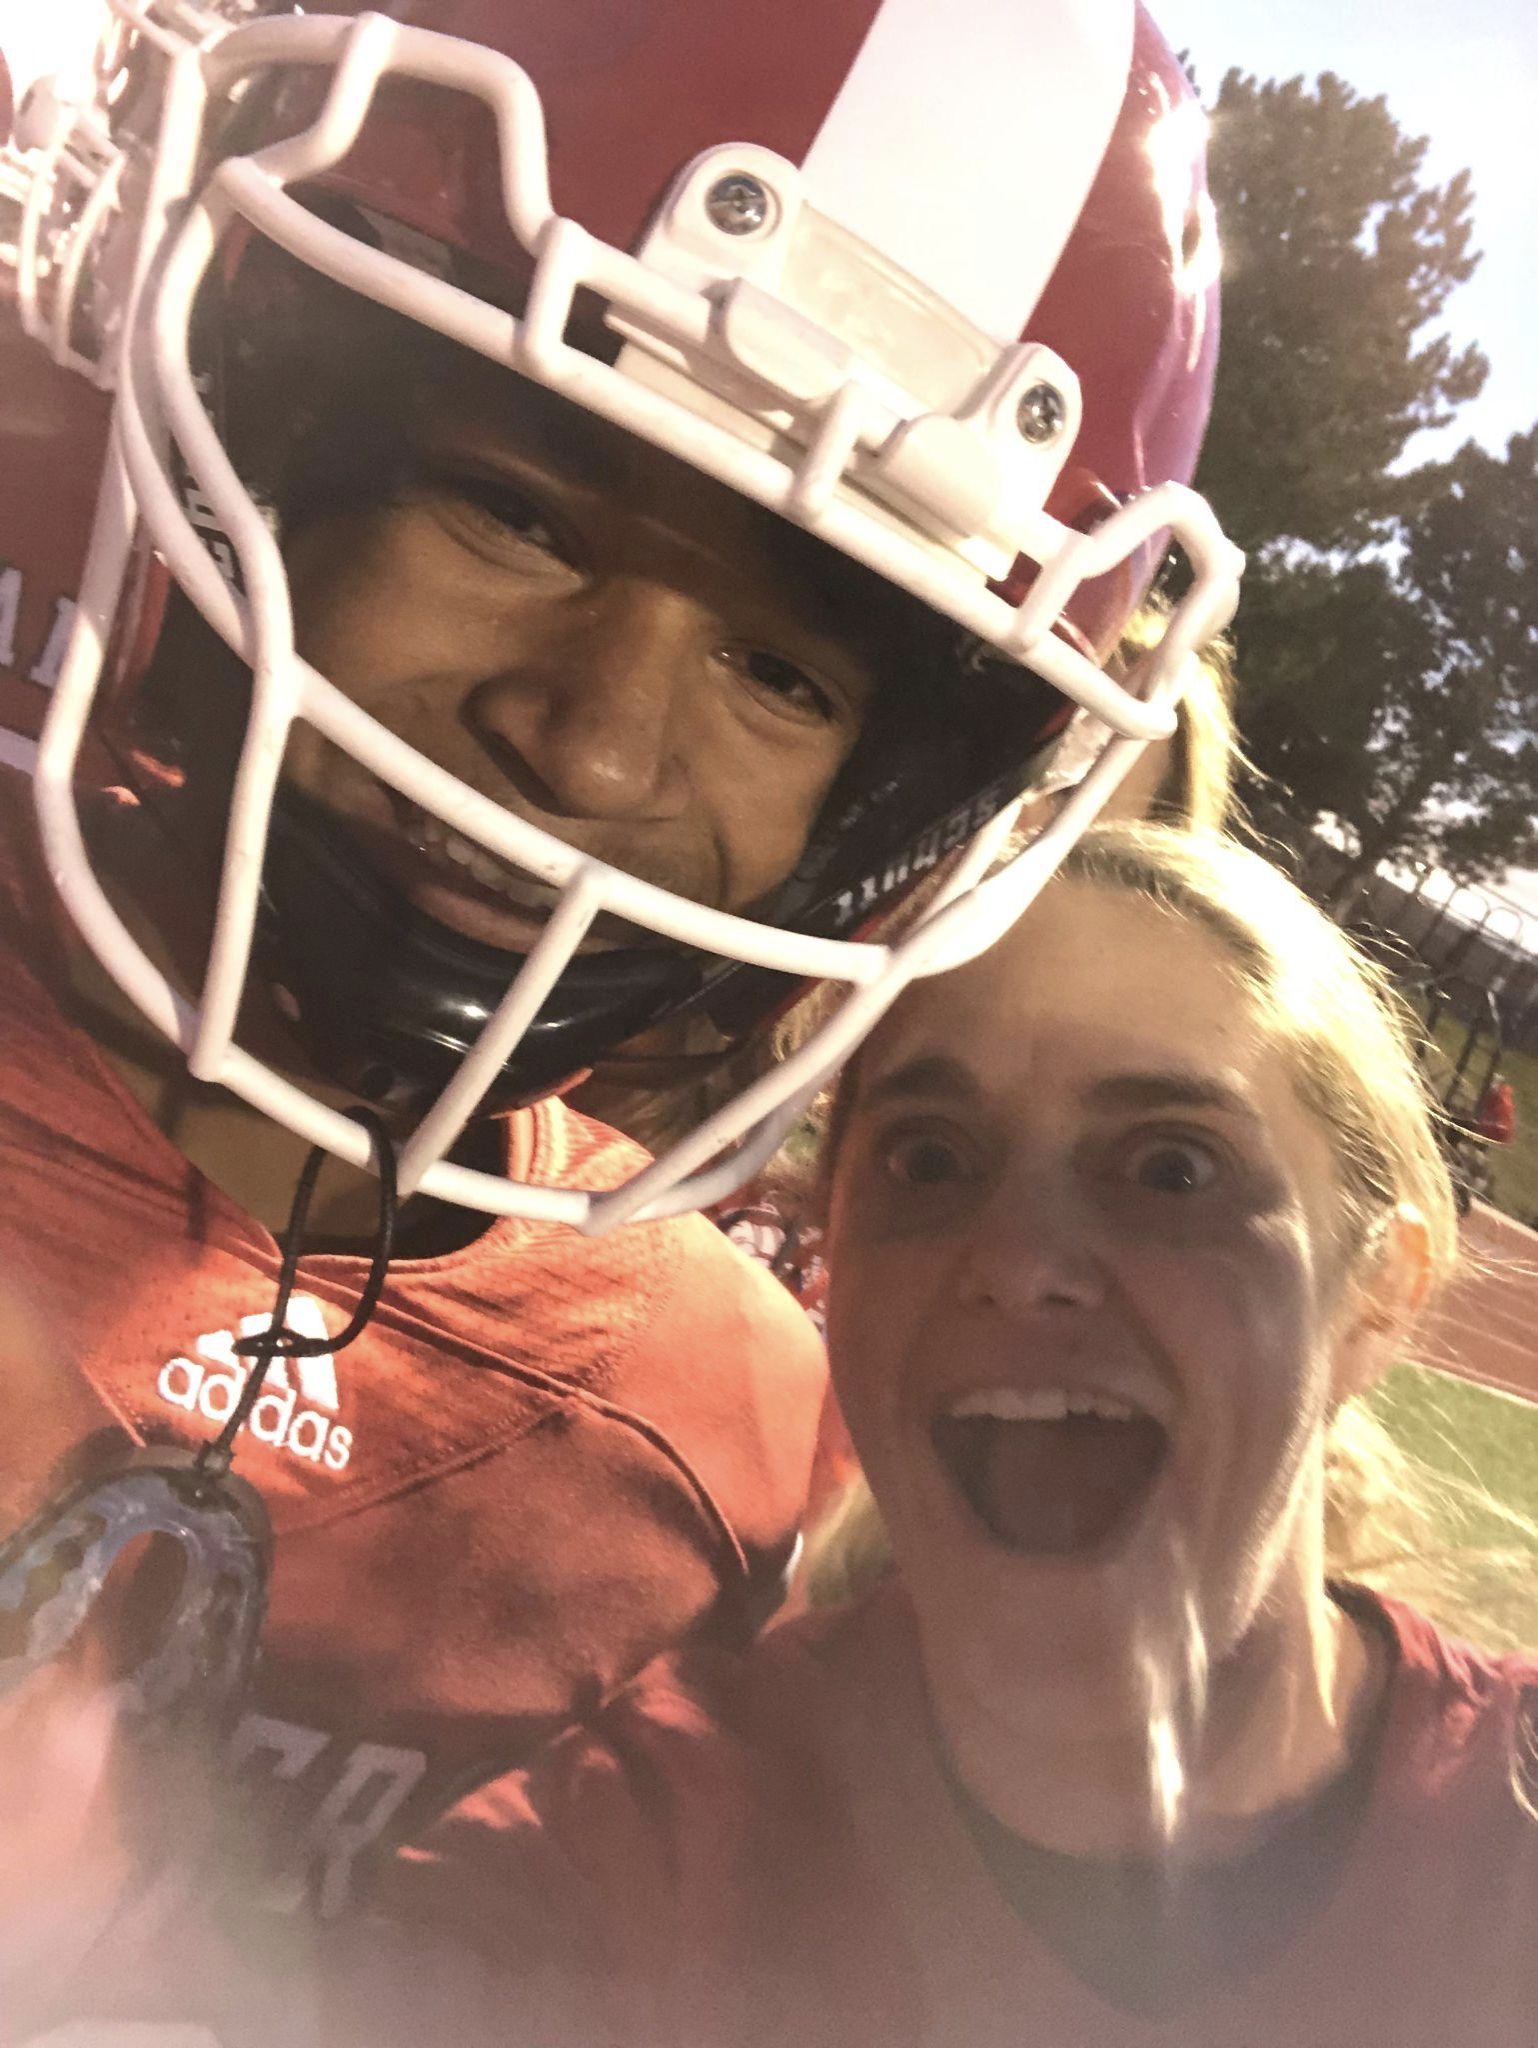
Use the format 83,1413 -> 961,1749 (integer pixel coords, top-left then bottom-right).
1086,1072 -> 1262,1125
858,1053 -> 983,1113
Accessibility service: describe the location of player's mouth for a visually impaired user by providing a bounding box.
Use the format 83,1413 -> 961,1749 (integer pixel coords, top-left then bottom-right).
930,1383 -> 1171,1559
344,792 -> 650,955
403,805 -> 566,915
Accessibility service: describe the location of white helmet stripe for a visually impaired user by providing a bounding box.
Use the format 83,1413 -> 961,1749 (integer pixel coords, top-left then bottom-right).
801,0 -> 1134,342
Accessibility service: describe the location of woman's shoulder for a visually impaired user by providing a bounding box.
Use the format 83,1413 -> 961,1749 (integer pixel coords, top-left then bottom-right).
492,1586 -> 909,1871
1352,1586 -> 1538,1829
1367,1586 -> 1538,1698
390,1593 -> 905,1952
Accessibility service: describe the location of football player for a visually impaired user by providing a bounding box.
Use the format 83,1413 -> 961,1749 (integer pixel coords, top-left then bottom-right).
0,0 -> 1239,1918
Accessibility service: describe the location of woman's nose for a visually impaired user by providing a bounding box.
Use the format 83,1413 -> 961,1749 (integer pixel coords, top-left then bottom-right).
954,1181 -> 1106,1320
467,576 -> 706,821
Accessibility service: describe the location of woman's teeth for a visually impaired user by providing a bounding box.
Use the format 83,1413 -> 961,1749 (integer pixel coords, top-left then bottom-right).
932,1385 -> 1168,1556
945,1386 -> 1142,1424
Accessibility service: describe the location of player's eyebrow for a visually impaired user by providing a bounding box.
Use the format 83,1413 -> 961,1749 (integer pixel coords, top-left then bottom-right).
485,382 -> 627,492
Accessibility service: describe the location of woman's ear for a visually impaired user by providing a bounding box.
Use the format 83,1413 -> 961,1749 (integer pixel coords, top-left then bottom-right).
1331,1203 -> 1434,1405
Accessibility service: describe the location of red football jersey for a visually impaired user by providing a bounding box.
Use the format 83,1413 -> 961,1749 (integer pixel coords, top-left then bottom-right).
713,1184 -> 864,1522
0,772 -> 827,1913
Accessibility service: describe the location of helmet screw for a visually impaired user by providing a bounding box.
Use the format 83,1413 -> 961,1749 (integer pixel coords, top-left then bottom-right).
1016,382 -> 1067,445
705,172 -> 773,237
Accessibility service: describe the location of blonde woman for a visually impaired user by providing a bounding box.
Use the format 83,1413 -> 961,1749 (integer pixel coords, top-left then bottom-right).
8,826 -> 1537,2046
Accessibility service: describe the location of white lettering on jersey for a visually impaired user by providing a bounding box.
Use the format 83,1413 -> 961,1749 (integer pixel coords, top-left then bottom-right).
302,1741 -> 431,1919
230,1710 -> 332,1781
0,566 -> 20,668
153,1293 -> 354,1472
231,1711 -> 429,1918
0,566 -> 78,689
29,597 -> 77,689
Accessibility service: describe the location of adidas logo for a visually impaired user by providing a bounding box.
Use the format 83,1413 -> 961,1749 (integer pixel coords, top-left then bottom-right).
156,1294 -> 354,1473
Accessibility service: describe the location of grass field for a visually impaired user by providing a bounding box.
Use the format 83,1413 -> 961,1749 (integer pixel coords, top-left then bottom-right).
1369,1362 -> 1538,1651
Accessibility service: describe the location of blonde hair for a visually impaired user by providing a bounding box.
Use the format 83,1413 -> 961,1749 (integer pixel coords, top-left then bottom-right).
1107,595 -> 1239,833
805,825 -> 1538,1648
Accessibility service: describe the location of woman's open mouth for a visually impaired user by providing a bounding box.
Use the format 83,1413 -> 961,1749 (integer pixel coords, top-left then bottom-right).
931,1385 -> 1171,1558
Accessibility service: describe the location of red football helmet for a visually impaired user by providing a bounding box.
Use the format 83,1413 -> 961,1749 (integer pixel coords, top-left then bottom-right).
0,0 -> 1241,1229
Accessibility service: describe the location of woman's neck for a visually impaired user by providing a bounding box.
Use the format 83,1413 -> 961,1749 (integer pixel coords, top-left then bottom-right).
936,1565 -> 1388,1865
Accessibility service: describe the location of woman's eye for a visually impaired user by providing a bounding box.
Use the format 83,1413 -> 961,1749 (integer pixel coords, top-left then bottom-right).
1121,1136 -> 1221,1196
719,647 -> 837,723
881,1130 -> 971,1188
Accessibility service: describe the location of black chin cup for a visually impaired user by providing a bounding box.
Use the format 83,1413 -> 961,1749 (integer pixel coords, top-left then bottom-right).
260,793 -> 714,1114
0,1448 -> 271,1739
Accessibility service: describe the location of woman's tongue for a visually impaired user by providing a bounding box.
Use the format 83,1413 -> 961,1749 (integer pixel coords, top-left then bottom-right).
931,1409 -> 1167,1556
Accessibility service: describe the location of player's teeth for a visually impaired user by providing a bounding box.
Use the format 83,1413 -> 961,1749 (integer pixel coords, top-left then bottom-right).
401,804 -> 558,912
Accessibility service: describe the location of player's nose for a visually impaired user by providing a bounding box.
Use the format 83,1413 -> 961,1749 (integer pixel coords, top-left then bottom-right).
468,576 -> 703,822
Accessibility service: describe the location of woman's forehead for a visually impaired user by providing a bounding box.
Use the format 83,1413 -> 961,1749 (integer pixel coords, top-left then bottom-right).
864,881 -> 1255,1103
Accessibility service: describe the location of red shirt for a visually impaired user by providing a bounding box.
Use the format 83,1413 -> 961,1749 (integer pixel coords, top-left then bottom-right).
0,777 -> 826,1911
1477,1080 -> 1516,1148
297,1581 -> 1538,2048
35,1579 -> 1538,2046
713,1184 -> 863,1519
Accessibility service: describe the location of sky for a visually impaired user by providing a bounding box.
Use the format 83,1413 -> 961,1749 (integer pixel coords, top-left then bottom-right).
3,0 -> 1536,923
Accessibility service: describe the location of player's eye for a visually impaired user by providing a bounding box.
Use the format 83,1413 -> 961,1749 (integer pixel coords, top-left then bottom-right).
717,645 -> 838,724
450,474 -> 567,555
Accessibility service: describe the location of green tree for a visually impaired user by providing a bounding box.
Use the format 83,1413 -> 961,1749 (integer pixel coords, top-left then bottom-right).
1197,70 -> 1487,558
1239,431 -> 1538,893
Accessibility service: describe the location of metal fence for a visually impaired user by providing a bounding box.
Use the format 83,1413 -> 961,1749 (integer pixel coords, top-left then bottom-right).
1245,806 -> 1538,1054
